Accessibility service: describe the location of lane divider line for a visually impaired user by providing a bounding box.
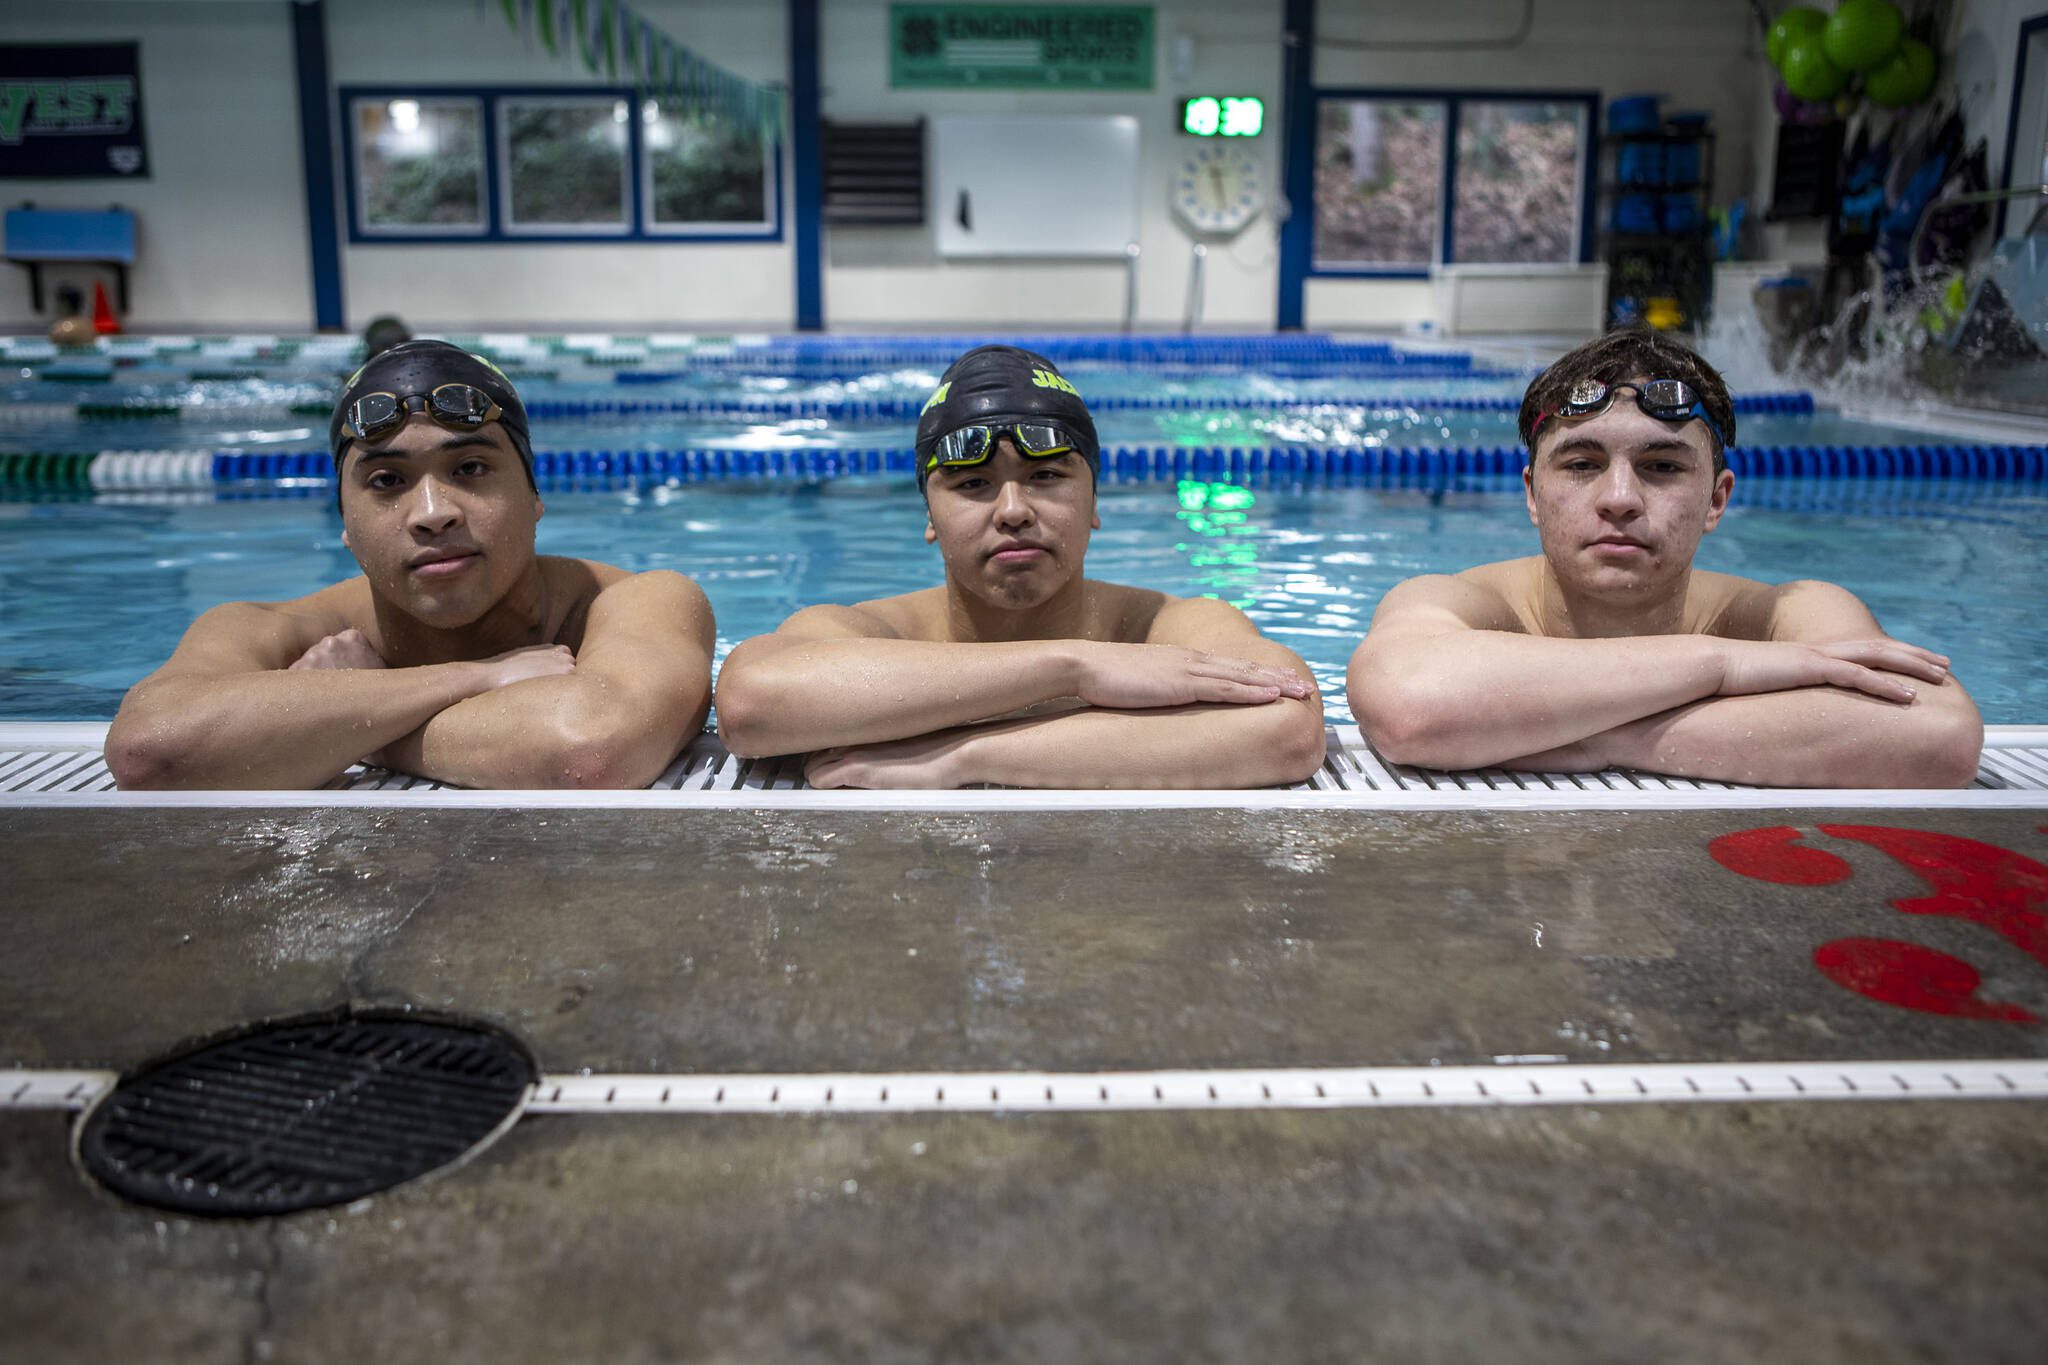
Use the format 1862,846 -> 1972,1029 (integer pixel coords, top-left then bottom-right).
10,1061 -> 2046,1117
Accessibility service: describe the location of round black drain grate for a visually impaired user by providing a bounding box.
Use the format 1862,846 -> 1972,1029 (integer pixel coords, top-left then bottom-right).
75,1011 -> 536,1217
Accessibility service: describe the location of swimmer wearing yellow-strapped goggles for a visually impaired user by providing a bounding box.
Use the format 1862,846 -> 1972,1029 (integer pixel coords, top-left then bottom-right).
913,345 -> 1100,487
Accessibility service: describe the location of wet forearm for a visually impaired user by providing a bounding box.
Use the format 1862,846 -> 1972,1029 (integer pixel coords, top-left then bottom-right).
107,664 -> 494,789
717,636 -> 1084,756
1353,632 -> 1726,770
949,700 -> 1326,789
375,674 -> 706,790
1582,683 -> 1983,788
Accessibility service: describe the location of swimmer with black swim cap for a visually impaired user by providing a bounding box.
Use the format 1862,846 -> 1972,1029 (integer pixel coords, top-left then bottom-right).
330,338 -> 535,492
914,344 -> 1099,490
715,342 -> 1325,790
109,338 -> 716,791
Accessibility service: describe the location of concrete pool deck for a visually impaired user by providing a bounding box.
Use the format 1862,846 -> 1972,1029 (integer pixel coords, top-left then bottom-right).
5,804 -> 2047,1361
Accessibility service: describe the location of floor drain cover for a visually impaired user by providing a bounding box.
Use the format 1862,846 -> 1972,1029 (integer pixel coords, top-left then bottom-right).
75,1012 -> 535,1217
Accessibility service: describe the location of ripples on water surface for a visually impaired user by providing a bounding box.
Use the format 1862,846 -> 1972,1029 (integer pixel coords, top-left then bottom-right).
3,478 -> 2043,724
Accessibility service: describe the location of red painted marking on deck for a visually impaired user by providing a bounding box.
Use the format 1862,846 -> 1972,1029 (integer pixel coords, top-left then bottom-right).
1714,824 -> 2048,1023
1813,938 -> 2039,1024
1707,825 -> 1851,886
1815,826 -> 2048,971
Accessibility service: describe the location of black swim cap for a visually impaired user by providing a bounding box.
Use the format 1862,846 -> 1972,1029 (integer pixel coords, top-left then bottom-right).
913,345 -> 1099,487
328,339 -> 533,489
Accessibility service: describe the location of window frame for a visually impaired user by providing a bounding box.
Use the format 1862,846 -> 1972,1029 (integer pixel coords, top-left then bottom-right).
639,99 -> 780,238
338,83 -> 785,246
347,93 -> 490,239
1309,86 -> 1598,279
497,92 -> 635,238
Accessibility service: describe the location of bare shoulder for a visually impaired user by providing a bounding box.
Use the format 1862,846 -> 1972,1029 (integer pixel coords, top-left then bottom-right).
1373,563 -> 1524,634
1085,579 -> 1170,642
1145,591 -> 1259,647
582,563 -> 708,610
156,583 -> 356,676
540,555 -> 627,608
775,592 -> 927,641
1144,590 -> 1314,682
1757,577 -> 1886,642
580,565 -> 715,637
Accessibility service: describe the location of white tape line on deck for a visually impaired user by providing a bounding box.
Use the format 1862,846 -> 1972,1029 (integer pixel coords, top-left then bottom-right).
2,1071 -> 118,1110
522,1060 -> 2048,1112
11,1061 -> 2047,1117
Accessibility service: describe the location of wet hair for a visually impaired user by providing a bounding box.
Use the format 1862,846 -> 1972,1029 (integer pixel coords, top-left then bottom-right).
1518,327 -> 1735,472
328,339 -> 534,494
913,344 -> 1099,490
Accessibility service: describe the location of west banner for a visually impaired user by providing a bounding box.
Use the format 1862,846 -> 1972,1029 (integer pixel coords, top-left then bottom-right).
0,43 -> 150,179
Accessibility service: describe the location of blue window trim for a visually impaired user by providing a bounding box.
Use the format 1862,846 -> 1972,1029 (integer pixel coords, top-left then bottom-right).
1995,13 -> 2048,239
291,0 -> 344,327
790,0 -> 823,329
1275,0 -> 1314,327
338,83 -> 785,246
1305,86 -> 1600,278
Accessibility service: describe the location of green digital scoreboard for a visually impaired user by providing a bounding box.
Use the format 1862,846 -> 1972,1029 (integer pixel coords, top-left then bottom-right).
1180,95 -> 1263,137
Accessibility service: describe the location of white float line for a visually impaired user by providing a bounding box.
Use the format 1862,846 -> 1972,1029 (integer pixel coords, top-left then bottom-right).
12,1060 -> 2047,1118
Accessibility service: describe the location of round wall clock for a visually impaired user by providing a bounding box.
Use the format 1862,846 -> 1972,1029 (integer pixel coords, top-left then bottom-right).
1171,142 -> 1264,236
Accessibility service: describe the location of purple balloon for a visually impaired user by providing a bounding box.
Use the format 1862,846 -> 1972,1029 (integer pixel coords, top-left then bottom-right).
1772,79 -> 1831,125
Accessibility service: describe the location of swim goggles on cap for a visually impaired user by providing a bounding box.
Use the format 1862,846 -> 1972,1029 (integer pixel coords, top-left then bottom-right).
1533,378 -> 1726,448
923,422 -> 1081,472
342,383 -> 505,446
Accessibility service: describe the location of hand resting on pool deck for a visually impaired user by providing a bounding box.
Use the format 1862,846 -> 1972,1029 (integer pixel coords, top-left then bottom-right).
105,341 -> 714,790
1346,329 -> 1982,789
715,345 -> 1324,789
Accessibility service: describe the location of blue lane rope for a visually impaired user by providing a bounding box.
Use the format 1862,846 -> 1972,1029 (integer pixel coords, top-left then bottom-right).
598,362 -> 1523,384
527,391 -> 1819,420
167,442 -> 2048,490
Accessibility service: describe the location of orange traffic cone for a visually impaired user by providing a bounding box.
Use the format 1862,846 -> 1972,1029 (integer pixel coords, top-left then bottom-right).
91,279 -> 121,335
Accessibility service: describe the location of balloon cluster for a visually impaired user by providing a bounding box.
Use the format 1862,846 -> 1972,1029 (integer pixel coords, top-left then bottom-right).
1767,1 -> 1938,109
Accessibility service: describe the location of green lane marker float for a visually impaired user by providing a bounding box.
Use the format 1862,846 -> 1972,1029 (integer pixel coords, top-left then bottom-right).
0,452 -> 96,488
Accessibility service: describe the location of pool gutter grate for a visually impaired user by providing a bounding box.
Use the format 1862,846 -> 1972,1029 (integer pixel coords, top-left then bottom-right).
1,723 -> 2044,808
73,1012 -> 534,1217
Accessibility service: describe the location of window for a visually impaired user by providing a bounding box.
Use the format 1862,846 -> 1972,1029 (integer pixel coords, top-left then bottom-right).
353,97 -> 485,235
1313,90 -> 1595,276
644,101 -> 774,234
341,85 -> 781,244
1314,100 -> 1444,271
502,97 -> 631,233
1451,100 -> 1588,265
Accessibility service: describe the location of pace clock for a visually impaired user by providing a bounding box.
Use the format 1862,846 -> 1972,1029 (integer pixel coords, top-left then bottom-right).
1171,142 -> 1263,236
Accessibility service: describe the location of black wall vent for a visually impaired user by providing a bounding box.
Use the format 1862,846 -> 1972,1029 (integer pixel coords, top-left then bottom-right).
75,1011 -> 535,1217
823,120 -> 926,225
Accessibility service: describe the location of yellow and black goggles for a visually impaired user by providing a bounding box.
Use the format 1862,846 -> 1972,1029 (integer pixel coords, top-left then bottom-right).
923,422 -> 1081,472
343,383 -> 505,446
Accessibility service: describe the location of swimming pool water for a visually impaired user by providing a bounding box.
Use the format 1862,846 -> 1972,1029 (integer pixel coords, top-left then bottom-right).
4,478 -> 2043,725
0,386 -> 1975,459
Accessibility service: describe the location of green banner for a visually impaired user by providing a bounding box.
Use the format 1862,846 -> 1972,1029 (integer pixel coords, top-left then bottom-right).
891,5 -> 1154,89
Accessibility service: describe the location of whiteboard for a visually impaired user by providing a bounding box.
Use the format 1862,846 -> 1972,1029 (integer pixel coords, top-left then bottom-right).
930,116 -> 1139,258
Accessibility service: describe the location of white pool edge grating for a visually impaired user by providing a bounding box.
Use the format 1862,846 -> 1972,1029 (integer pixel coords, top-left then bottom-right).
1,722 -> 2044,810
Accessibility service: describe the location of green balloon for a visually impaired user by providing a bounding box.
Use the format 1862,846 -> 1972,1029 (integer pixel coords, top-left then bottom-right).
1822,0 -> 1905,74
1781,38 -> 1848,100
1768,5 -> 1828,68
1865,37 -> 1938,106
